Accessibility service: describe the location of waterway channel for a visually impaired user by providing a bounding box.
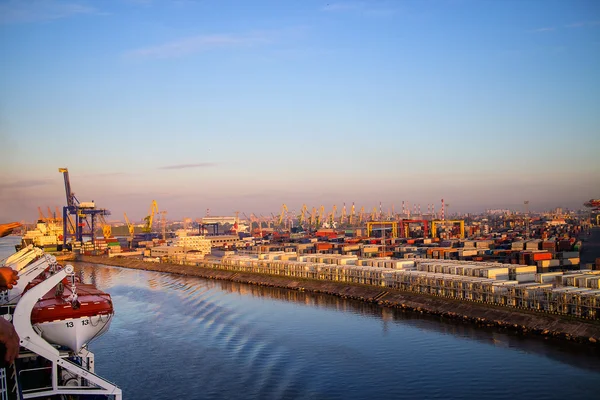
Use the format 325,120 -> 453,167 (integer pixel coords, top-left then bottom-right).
2,237 -> 600,399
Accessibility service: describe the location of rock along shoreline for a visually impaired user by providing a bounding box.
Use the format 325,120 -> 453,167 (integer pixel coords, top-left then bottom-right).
77,255 -> 600,346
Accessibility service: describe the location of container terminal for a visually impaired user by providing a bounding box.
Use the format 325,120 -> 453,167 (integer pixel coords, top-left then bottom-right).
13,169 -> 600,323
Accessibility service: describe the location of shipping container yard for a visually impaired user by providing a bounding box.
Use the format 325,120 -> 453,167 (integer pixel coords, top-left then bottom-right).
12,170 -> 600,323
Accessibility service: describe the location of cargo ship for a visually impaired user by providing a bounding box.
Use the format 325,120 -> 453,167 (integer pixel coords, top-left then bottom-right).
18,219 -> 64,252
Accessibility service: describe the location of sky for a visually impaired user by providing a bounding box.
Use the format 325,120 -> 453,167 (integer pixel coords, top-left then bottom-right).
0,0 -> 599,222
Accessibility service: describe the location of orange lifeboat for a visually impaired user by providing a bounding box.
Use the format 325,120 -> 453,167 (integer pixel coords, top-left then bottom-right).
23,273 -> 114,352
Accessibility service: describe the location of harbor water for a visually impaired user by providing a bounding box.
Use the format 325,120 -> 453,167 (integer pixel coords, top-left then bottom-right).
2,237 -> 600,399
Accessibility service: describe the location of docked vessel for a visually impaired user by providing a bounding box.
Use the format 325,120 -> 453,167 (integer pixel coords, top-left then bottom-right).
1,246 -> 121,399
19,219 -> 64,251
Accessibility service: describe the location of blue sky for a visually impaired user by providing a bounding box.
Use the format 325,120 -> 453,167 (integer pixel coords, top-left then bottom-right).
1,0 -> 599,222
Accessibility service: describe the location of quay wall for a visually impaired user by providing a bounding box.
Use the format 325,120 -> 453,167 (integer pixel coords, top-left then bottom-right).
77,255 -> 600,345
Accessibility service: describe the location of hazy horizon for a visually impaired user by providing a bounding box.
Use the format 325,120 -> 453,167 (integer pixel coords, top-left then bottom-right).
1,0 -> 599,222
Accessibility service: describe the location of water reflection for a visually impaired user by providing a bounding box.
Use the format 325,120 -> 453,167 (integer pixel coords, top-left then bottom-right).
74,262 -> 600,374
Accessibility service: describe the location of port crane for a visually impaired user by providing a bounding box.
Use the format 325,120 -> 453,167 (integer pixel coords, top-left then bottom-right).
59,168 -> 110,247
309,207 -> 317,229
331,205 -> 337,226
97,214 -> 112,238
349,203 -> 356,225
37,207 -> 46,222
124,212 -> 135,247
298,205 -> 308,228
142,200 -> 159,233
317,206 -> 325,228
278,204 -> 289,226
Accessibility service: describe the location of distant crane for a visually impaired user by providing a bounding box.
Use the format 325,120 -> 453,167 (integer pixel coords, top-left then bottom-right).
298,204 -> 308,227
278,204 -> 289,226
124,212 -> 135,248
97,214 -> 112,238
318,206 -> 325,228
349,203 -> 356,225
37,207 -> 46,222
310,207 -> 317,228
142,200 -> 159,233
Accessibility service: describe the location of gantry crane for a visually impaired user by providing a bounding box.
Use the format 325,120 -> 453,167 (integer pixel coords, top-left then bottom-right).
58,168 -> 110,247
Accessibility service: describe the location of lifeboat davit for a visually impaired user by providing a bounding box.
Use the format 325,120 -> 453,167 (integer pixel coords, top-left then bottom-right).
4,248 -> 114,353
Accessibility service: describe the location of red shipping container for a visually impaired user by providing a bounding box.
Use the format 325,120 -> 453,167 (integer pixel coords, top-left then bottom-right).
532,252 -> 552,261
316,243 -> 333,251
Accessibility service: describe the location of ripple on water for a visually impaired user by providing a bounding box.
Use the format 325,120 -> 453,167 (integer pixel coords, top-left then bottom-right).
67,263 -> 600,400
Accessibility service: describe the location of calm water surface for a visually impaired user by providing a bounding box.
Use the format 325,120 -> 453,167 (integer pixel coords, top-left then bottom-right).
2,238 -> 600,399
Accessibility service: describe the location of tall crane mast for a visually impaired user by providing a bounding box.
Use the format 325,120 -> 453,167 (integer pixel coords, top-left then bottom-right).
58,168 -> 77,208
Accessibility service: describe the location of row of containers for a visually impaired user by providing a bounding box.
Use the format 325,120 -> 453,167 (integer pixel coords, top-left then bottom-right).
195,255 -> 600,319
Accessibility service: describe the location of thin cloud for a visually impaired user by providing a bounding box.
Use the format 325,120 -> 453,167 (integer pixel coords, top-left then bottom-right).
531,27 -> 555,33
0,179 -> 52,189
321,1 -> 396,16
565,20 -> 600,28
159,163 -> 216,170
0,0 -> 99,24
80,172 -> 129,178
322,2 -> 362,12
125,32 -> 273,59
